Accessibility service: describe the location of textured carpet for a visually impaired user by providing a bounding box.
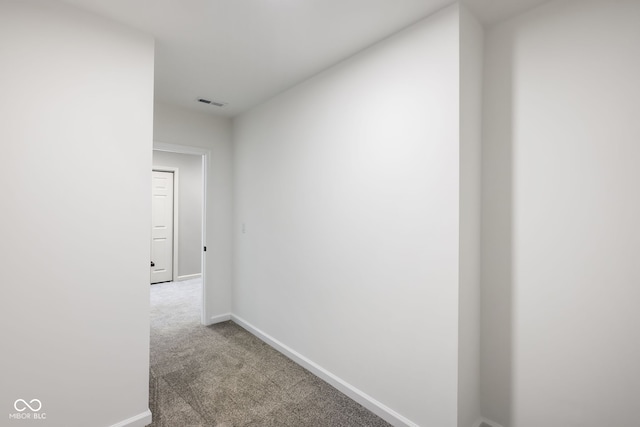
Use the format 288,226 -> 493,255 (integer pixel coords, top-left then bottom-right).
149,279 -> 392,427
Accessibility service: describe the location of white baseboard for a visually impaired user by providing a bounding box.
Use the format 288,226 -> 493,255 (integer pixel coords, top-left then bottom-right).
231,315 -> 419,427
177,273 -> 202,281
206,313 -> 231,326
108,409 -> 152,427
475,418 -> 504,427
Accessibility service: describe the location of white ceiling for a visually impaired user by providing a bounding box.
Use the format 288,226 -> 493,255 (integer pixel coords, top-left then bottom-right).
59,0 -> 550,117
464,0 -> 551,26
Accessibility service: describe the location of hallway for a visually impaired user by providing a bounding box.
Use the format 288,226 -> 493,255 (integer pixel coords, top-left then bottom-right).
149,279 -> 391,426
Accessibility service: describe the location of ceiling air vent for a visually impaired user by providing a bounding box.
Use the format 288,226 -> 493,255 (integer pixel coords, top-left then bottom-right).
197,98 -> 227,108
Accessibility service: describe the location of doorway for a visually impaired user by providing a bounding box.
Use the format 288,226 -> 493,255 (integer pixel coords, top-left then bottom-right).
151,169 -> 176,284
152,142 -> 210,325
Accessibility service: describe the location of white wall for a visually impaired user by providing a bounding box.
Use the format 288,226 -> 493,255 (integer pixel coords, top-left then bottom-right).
233,6 -> 460,426
153,102 -> 233,320
480,5 -> 515,426
458,5 -> 483,427
0,0 -> 154,426
482,1 -> 640,426
153,151 -> 203,278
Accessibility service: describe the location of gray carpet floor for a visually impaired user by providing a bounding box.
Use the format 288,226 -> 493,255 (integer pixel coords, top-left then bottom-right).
149,279 -> 392,427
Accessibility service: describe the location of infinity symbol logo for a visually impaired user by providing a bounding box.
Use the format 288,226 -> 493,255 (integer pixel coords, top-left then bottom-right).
14,399 -> 42,412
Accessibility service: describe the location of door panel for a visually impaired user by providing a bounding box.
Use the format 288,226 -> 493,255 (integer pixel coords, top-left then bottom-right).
151,171 -> 174,283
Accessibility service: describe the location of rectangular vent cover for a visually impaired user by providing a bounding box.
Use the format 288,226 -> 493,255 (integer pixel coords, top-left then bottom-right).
197,98 -> 227,107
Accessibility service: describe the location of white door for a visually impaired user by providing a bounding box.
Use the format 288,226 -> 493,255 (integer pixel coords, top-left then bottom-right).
151,171 -> 174,284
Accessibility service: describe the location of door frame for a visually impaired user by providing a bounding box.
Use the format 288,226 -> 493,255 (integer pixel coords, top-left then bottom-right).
153,142 -> 210,325
151,167 -> 179,283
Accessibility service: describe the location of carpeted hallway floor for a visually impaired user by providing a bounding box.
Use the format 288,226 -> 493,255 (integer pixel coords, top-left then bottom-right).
149,279 -> 392,427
